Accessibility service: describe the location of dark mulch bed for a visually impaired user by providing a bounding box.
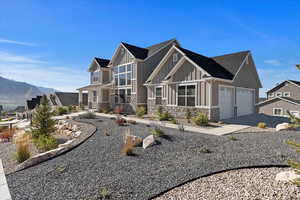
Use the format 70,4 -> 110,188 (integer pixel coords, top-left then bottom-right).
6,116 -> 300,200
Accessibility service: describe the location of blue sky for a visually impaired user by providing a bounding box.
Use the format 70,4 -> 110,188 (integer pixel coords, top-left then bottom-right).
0,1 -> 299,96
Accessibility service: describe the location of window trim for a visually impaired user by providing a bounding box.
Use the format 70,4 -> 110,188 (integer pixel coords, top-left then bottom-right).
283,92 -> 291,97
273,108 -> 283,116
114,88 -> 132,104
276,92 -> 282,97
113,62 -> 133,87
176,83 -> 196,107
268,93 -> 274,97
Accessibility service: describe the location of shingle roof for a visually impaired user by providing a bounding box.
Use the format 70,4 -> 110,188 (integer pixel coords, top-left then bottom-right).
258,96 -> 300,106
177,46 -> 234,80
289,80 -> 300,86
212,51 -> 249,75
55,92 -> 79,106
121,42 -> 149,59
94,57 -> 110,68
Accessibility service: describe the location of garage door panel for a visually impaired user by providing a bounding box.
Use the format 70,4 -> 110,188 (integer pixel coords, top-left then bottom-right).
237,88 -> 254,116
219,87 -> 234,119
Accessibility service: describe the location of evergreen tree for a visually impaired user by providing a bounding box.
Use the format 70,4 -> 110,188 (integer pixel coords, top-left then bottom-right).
31,95 -> 56,139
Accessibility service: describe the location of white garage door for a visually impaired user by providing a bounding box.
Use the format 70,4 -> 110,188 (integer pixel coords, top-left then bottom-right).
219,86 -> 234,119
236,88 -> 254,117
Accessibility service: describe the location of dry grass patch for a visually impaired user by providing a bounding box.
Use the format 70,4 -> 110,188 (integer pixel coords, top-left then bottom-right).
257,122 -> 267,129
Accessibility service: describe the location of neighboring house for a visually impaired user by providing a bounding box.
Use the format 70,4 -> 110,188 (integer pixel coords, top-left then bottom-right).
258,80 -> 300,117
26,96 -> 42,110
78,39 -> 262,121
48,92 -> 88,108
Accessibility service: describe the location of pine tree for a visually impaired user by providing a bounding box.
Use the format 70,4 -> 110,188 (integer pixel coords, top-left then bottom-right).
31,95 -> 56,139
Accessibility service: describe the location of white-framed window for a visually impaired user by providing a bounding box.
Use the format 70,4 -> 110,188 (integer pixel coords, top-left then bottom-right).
177,84 -> 196,107
283,92 -> 291,97
113,63 -> 132,87
276,92 -> 282,97
91,70 -> 101,82
114,88 -> 131,104
155,87 -> 162,105
273,108 -> 283,116
269,93 -> 274,97
173,53 -> 178,63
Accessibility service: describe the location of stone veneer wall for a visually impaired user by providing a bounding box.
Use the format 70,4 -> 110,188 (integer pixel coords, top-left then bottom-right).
147,99 -> 220,121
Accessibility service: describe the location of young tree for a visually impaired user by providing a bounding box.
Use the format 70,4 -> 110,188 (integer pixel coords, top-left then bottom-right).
31,95 -> 56,139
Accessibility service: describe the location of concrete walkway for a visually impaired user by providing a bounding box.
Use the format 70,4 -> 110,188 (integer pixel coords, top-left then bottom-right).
94,113 -> 250,136
0,160 -> 12,200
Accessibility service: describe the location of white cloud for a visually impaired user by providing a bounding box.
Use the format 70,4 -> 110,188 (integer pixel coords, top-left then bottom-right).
0,51 -> 46,64
264,59 -> 282,66
0,51 -> 88,92
0,38 -> 35,46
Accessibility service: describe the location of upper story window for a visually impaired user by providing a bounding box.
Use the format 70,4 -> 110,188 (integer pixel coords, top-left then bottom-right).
268,93 -> 274,98
178,85 -> 196,106
173,53 -> 178,63
276,92 -> 282,97
91,70 -> 101,82
283,92 -> 291,97
113,63 -> 132,86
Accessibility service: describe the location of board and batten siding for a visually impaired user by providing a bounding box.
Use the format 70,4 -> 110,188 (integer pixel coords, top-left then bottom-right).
172,60 -> 202,82
112,46 -> 134,66
167,84 -> 177,105
152,49 -> 182,84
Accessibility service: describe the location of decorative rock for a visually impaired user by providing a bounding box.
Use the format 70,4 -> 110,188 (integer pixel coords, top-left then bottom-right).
73,131 -> 81,138
143,135 -> 155,149
276,123 -> 292,131
124,135 -> 143,147
72,125 -> 78,132
275,170 -> 300,182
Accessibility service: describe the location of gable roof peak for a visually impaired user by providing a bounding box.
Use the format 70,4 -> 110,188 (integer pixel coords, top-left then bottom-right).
121,42 -> 149,59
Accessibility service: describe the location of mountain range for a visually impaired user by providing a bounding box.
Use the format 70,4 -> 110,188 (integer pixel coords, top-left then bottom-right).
0,76 -> 58,110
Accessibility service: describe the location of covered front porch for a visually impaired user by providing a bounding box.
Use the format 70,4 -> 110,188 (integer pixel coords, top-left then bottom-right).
77,83 -> 113,111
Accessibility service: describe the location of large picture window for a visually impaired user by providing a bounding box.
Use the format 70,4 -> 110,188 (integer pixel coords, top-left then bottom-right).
113,63 -> 132,86
115,89 -> 132,104
177,85 -> 195,106
155,87 -> 162,105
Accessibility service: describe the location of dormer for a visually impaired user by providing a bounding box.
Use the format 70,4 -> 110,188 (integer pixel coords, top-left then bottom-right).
88,57 -> 111,84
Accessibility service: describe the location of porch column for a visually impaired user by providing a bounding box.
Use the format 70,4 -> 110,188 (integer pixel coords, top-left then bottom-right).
79,90 -> 83,106
88,90 -> 92,109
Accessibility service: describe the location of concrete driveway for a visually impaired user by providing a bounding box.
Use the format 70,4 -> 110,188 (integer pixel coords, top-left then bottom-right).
223,114 -> 289,128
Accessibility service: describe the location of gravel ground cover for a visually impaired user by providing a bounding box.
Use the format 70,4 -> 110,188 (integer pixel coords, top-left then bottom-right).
0,119 -> 94,174
155,167 -> 300,200
6,116 -> 300,200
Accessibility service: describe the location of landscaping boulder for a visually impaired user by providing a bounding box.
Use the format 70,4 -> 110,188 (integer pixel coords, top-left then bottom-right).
124,135 -> 143,147
72,125 -> 78,132
73,131 -> 81,138
143,135 -> 155,149
276,123 -> 292,131
275,170 -> 300,182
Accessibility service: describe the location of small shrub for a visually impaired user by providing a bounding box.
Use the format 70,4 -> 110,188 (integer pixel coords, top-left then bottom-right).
158,111 -> 173,121
228,135 -> 238,141
79,112 -> 96,119
57,107 -> 68,115
127,120 -> 137,125
150,126 -> 164,137
193,112 -> 208,126
136,106 -> 146,118
99,187 -> 110,199
199,147 -> 211,153
79,103 -> 85,111
114,105 -> 124,114
258,122 -> 267,129
156,106 -> 163,116
121,136 -> 135,156
186,109 -> 192,123
15,134 -> 30,163
171,118 -> 177,124
67,105 -> 76,113
115,116 -> 126,126
33,135 -> 58,151
0,128 -> 15,141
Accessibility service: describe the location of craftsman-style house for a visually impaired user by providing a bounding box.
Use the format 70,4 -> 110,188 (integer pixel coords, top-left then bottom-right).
78,39 -> 262,121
